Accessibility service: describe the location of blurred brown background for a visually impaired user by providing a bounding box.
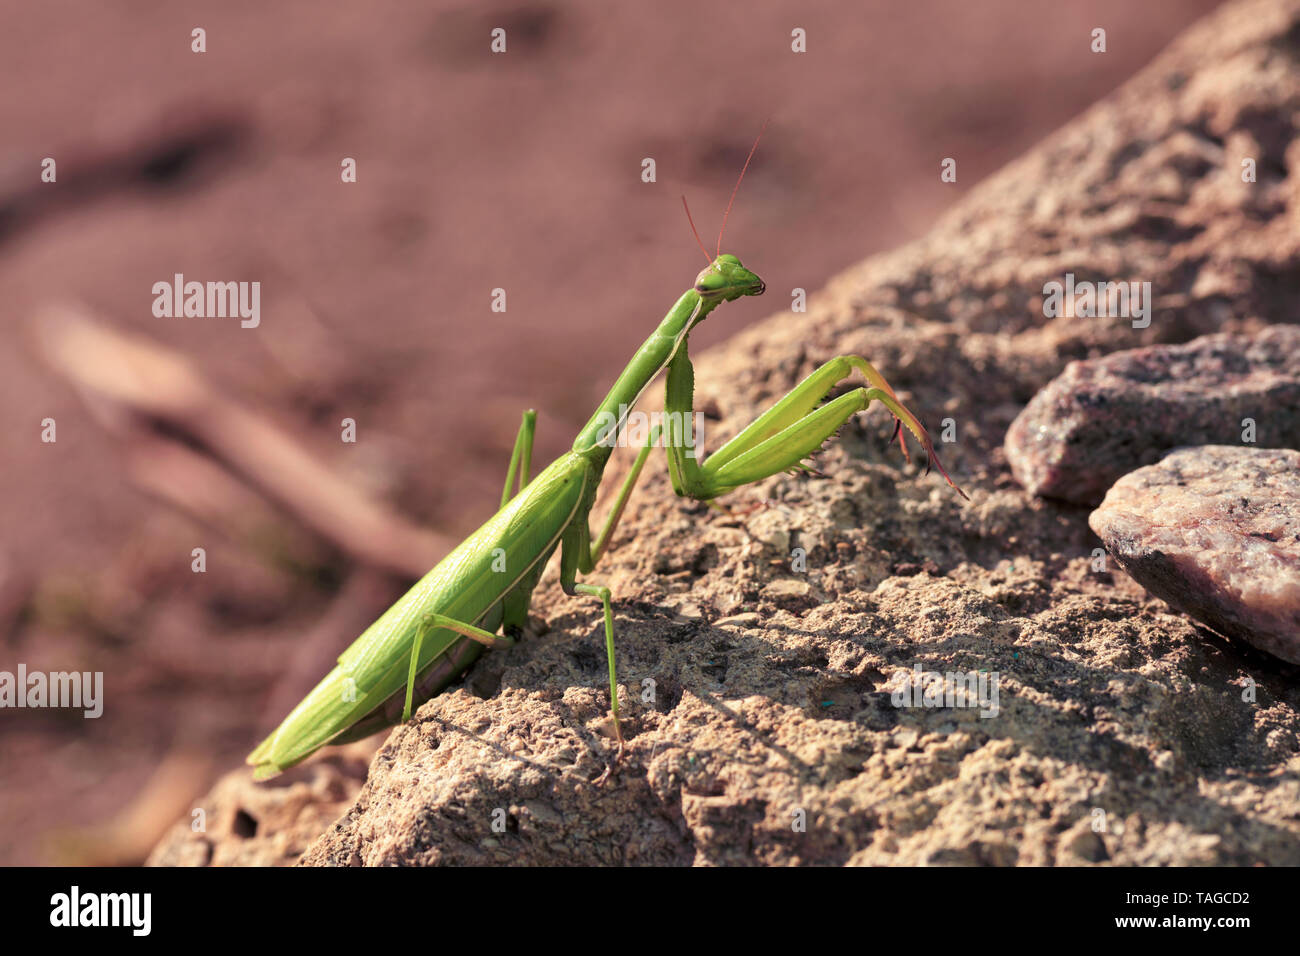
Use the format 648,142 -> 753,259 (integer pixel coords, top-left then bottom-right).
0,0 -> 1221,864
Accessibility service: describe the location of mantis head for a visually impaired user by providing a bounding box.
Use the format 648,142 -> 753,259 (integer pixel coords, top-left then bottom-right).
682,119 -> 772,307
695,254 -> 765,302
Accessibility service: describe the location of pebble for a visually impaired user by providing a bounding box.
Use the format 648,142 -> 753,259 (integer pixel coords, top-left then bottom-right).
1089,445 -> 1300,663
1006,326 -> 1300,504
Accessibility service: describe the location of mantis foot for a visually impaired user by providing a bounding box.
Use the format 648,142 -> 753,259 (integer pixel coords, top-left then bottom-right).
593,739 -> 626,787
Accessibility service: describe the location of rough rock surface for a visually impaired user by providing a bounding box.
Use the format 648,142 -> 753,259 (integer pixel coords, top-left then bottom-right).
152,0 -> 1300,866
1006,327 -> 1300,504
146,754 -> 367,866
1090,446 -> 1300,664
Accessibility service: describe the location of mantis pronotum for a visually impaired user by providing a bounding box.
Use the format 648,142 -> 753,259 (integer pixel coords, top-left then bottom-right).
248,129 -> 964,779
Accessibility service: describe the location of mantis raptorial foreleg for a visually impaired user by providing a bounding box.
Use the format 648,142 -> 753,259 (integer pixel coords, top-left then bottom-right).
403,613 -> 517,721
664,350 -> 965,501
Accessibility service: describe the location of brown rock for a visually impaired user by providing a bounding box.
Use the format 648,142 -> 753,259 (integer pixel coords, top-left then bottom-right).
1006,327 -> 1300,504
146,754 -> 367,867
154,0 -> 1300,867
1090,446 -> 1300,663
300,564 -> 1300,866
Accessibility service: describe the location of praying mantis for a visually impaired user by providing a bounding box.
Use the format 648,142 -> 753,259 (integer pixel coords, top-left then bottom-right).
247,130 -> 964,780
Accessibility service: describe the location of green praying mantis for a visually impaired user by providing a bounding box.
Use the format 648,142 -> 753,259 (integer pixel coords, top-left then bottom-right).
248,130 -> 965,780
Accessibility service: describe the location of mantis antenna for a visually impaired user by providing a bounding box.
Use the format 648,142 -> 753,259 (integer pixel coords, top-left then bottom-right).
681,118 -> 771,270
716,117 -> 769,257
681,196 -> 714,268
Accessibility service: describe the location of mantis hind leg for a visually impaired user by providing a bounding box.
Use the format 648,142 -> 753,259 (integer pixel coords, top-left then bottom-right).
500,409 -> 538,509
664,349 -> 966,500
497,409 -> 543,637
402,613 -> 516,721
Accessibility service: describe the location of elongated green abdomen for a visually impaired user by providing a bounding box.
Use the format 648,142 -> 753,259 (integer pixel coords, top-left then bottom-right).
247,453 -> 593,777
